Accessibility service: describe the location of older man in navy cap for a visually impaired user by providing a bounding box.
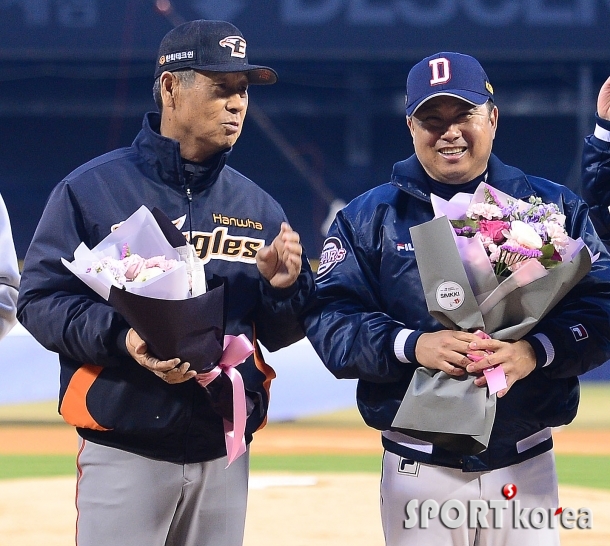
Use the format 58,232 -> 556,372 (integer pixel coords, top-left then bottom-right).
304,52 -> 610,545
17,19 -> 314,546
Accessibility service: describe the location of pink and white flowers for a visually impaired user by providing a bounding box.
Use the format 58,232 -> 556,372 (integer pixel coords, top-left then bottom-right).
62,206 -> 197,301
88,243 -> 180,288
450,186 -> 570,277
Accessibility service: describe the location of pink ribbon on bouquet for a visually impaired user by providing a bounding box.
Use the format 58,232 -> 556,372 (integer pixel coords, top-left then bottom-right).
196,334 -> 255,467
467,330 -> 507,396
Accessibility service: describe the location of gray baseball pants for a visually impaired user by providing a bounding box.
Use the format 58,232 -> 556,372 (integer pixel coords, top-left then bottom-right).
75,438 -> 249,546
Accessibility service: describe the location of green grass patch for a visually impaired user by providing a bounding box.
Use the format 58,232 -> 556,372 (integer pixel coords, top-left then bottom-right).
0,455 -> 75,480
570,383 -> 610,429
0,453 -> 608,491
555,454 -> 610,490
0,453 -> 381,480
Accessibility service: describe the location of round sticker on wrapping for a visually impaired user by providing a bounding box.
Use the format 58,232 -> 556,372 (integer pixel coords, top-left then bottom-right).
436,281 -> 465,310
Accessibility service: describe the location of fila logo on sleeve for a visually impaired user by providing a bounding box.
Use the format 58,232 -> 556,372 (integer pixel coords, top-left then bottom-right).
429,58 -> 451,85
397,242 -> 415,252
570,324 -> 588,341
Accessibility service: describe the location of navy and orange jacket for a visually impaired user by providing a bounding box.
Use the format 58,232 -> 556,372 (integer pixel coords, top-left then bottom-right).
17,112 -> 314,463
304,153 -> 610,471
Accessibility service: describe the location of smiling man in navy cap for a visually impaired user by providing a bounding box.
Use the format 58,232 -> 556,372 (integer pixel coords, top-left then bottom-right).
17,20 -> 314,546
304,52 -> 610,545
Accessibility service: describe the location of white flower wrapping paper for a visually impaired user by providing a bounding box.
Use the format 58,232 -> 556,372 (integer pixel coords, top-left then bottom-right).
391,183 -> 593,455
61,205 -> 204,301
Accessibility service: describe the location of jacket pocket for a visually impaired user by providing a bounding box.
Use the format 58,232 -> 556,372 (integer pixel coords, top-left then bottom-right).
60,364 -> 110,431
60,361 -> 193,434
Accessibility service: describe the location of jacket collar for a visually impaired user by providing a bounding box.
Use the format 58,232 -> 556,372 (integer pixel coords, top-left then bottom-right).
133,112 -> 230,191
390,153 -> 536,202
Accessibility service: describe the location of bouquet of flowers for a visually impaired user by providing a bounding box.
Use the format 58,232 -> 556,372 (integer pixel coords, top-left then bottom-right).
89,244 -> 181,286
62,205 -> 253,465
450,185 -> 570,278
62,206 -> 206,301
391,183 -> 593,455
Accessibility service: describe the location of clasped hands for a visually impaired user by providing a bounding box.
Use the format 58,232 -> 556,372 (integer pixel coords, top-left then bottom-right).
414,330 -> 537,398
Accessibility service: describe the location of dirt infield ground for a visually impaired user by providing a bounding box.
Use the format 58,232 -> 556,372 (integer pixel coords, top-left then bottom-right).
2,422 -> 610,455
0,423 -> 609,545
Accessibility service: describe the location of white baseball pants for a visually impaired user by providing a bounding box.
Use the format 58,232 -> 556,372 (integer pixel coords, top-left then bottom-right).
380,449 -> 560,546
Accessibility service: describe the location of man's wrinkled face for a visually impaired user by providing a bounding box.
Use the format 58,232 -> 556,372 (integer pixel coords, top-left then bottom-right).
161,70 -> 249,163
407,96 -> 498,184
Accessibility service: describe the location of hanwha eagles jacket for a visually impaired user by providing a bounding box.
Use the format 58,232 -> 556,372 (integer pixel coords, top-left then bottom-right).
17,112 -> 314,464
304,152 -> 610,472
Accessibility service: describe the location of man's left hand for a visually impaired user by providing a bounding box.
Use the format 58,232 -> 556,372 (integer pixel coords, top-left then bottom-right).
256,222 -> 302,288
465,338 -> 536,398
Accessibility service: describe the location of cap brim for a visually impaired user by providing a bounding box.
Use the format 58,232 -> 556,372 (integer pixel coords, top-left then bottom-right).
189,63 -> 277,85
407,91 -> 489,117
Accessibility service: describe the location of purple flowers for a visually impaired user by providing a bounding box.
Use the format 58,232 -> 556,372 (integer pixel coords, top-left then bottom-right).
450,186 -> 570,277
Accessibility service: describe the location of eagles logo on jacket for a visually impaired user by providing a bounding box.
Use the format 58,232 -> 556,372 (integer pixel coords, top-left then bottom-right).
304,153 -> 610,472
17,112 -> 314,464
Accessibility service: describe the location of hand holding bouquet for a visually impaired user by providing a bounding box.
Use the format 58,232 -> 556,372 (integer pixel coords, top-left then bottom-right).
425,182 -> 593,336
62,206 -> 253,465
391,183 -> 593,454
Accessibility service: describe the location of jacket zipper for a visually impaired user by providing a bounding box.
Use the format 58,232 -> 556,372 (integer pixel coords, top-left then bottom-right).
182,173 -> 195,461
183,175 -> 194,240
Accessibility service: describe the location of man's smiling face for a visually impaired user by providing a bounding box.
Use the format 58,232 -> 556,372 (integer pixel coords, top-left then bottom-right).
407,95 -> 498,184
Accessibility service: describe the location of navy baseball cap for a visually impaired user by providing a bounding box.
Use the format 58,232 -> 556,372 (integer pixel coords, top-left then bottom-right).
154,20 -> 277,84
405,52 -> 494,117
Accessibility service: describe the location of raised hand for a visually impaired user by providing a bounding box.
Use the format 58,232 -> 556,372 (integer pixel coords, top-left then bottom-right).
598,75 -> 610,121
256,222 -> 303,288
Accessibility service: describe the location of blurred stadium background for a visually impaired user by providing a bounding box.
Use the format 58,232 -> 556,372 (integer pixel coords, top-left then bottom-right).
2,4 -> 610,543
2,0 -> 610,386
2,1 -> 610,263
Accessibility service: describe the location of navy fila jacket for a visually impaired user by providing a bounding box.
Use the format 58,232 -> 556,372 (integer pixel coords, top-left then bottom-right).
305,153 -> 610,471
581,113 -> 610,246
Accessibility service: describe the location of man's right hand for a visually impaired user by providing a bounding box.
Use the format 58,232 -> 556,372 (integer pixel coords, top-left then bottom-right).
598,76 -> 610,121
125,328 -> 196,384
414,330 -> 485,377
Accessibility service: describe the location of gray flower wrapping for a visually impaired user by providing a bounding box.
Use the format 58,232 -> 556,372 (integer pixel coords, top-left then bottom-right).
391,216 -> 591,454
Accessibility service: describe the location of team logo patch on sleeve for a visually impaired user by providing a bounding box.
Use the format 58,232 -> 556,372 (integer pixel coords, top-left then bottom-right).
317,237 -> 347,279
570,324 -> 588,341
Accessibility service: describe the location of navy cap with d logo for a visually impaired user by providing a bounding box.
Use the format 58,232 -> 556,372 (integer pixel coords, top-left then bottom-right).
405,52 -> 494,117
154,19 -> 277,85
